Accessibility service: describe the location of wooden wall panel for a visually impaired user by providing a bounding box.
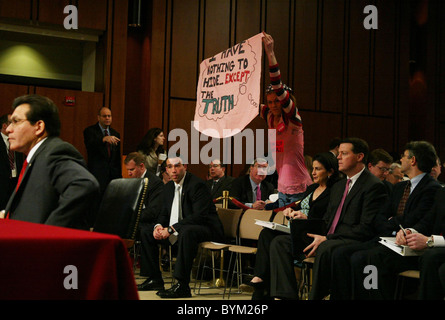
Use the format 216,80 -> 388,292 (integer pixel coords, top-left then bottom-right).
203,0 -> 231,58
302,111 -> 343,157
34,87 -> 104,160
347,115 -> 394,153
294,0 -> 318,110
37,0 -> 70,25
0,84 -> 30,116
235,0 -> 262,43
0,0 -> 32,20
373,0 -> 397,118
319,0 -> 345,113
265,0 -> 291,85
170,0 -> 199,99
77,0 -> 108,30
347,0 -> 371,116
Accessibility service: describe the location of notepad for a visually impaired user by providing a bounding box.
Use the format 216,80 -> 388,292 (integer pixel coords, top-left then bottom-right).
379,237 -> 425,256
254,219 -> 290,234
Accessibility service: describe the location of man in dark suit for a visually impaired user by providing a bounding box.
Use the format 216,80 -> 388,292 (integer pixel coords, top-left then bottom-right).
341,140 -> 441,300
124,151 -> 164,225
330,140 -> 441,300
137,155 -> 224,298
205,159 -> 234,199
367,148 -> 394,195
0,114 -> 24,210
83,107 -> 122,196
230,158 -> 275,210
306,137 -> 388,300
1,95 -> 100,229
415,188 -> 445,300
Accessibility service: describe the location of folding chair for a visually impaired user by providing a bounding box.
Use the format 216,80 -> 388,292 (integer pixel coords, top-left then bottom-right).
194,207 -> 244,295
225,209 -> 273,299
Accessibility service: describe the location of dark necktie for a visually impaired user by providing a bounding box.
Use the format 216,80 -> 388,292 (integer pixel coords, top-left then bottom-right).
104,129 -> 111,157
8,147 -> 15,171
396,181 -> 411,216
328,179 -> 351,235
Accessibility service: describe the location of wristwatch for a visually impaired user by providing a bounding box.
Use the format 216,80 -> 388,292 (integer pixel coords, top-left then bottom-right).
167,226 -> 174,235
426,237 -> 434,248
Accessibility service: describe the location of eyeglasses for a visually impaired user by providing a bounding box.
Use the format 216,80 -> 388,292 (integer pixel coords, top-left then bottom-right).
208,164 -> 221,168
9,118 -> 28,127
375,166 -> 390,172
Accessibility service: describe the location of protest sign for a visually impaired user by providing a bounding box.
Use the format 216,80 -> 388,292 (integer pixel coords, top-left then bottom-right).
194,33 -> 264,138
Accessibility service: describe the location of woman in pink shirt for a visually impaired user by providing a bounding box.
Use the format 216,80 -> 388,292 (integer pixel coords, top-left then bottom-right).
260,32 -> 313,207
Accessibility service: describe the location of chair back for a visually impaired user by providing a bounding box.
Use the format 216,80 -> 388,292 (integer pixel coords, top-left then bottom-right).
238,209 -> 273,240
216,207 -> 244,242
93,178 -> 149,240
272,211 -> 286,224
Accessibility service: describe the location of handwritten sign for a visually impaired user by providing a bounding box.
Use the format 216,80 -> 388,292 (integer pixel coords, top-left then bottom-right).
194,33 -> 264,138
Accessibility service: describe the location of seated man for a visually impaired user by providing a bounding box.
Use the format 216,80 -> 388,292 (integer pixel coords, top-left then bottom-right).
124,151 -> 164,225
2,94 -> 100,229
230,158 -> 275,210
304,137 -> 388,300
386,162 -> 404,185
137,155 -> 224,298
416,187 -> 445,299
367,148 -> 394,195
205,159 -> 234,199
331,140 -> 441,300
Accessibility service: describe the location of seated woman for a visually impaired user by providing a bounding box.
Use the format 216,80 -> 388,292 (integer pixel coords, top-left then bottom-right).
249,152 -> 340,300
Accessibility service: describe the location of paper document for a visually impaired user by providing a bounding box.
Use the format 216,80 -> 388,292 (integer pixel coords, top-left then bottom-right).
379,237 -> 424,256
255,219 -> 290,234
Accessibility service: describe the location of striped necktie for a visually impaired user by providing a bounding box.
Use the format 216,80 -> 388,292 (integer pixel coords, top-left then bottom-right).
396,181 -> 411,216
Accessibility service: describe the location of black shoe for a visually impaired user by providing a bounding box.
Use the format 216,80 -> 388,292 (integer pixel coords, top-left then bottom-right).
137,278 -> 164,291
156,282 -> 192,298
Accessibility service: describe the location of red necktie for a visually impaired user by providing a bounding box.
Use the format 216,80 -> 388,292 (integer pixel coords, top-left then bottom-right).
328,179 -> 351,235
256,185 -> 261,201
6,159 -> 28,220
16,159 -> 28,192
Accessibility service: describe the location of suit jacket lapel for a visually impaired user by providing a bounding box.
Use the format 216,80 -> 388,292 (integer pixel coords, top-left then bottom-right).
404,174 -> 429,210
343,170 -> 369,209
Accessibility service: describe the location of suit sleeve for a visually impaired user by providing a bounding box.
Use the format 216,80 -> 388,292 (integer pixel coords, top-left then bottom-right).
44,144 -> 100,227
327,180 -> 388,241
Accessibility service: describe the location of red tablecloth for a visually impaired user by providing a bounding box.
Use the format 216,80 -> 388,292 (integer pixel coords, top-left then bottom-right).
0,219 -> 139,300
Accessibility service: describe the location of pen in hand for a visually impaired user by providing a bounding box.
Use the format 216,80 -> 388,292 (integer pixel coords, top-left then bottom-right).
399,224 -> 407,236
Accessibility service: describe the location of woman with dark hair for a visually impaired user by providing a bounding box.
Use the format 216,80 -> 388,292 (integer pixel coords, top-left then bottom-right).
137,128 -> 166,175
249,152 -> 341,300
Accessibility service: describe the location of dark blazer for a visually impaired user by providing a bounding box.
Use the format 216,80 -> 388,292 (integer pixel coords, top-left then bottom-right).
324,169 -> 388,241
396,178 -> 445,236
5,137 -> 100,229
292,183 -> 332,220
205,175 -> 235,199
375,173 -> 441,236
229,174 -> 275,205
157,172 -> 224,241
0,137 -> 24,209
83,122 -> 122,193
